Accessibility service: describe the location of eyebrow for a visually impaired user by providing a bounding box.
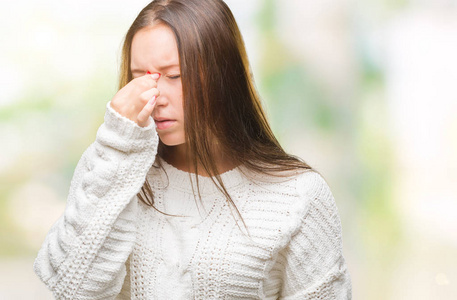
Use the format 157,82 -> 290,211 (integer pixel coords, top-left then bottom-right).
131,63 -> 180,73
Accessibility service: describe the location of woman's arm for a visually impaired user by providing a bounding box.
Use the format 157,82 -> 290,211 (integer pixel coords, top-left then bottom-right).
278,171 -> 352,299
33,101 -> 158,299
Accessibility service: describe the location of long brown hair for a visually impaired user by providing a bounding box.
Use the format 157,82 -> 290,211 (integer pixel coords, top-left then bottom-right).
119,0 -> 315,230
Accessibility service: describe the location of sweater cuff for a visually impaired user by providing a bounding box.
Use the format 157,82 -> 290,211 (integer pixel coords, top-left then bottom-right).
104,101 -> 155,140
95,101 -> 158,154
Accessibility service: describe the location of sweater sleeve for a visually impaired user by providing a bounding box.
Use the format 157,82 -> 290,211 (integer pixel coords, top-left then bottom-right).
278,171 -> 352,300
33,101 -> 158,299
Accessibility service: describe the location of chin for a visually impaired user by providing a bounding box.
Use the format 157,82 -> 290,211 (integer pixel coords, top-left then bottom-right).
159,135 -> 185,147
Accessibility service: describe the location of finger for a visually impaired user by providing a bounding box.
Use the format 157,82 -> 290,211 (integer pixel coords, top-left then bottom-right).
142,72 -> 161,86
150,72 -> 161,81
137,91 -> 160,127
134,73 -> 160,91
139,88 -> 160,106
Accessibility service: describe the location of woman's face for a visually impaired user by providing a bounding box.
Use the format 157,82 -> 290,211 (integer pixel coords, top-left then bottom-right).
130,24 -> 185,146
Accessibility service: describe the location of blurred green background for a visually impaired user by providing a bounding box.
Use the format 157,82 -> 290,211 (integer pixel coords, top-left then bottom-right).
1,0 -> 456,299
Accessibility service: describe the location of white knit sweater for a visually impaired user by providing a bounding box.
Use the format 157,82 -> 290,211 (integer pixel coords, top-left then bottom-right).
34,101 -> 352,299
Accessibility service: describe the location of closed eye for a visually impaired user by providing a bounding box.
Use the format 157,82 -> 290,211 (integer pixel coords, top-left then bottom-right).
168,75 -> 181,80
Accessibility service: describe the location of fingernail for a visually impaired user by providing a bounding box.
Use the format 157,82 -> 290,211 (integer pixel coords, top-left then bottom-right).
149,95 -> 156,105
151,73 -> 160,80
147,71 -> 151,74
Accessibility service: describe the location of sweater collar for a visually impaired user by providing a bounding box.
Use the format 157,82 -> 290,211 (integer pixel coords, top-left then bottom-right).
154,156 -> 248,196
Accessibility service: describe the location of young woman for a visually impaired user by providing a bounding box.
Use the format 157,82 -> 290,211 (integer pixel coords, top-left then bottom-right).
34,0 -> 352,299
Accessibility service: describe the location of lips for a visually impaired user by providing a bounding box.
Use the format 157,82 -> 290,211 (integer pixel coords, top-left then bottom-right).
154,118 -> 176,130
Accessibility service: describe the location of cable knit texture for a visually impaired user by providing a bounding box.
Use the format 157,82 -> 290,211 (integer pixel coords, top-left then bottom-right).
34,101 -> 352,299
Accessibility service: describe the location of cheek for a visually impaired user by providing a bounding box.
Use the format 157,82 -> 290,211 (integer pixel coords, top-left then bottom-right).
171,89 -> 184,117
178,96 -> 184,117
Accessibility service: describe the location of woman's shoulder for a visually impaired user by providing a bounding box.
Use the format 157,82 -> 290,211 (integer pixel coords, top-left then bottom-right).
294,169 -> 332,200
254,168 -> 337,229
244,167 -> 328,196
240,168 -> 331,220
275,168 -> 332,203
237,169 -> 337,248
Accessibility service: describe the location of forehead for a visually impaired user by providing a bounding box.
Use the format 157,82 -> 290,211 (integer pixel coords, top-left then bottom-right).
131,24 -> 180,70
